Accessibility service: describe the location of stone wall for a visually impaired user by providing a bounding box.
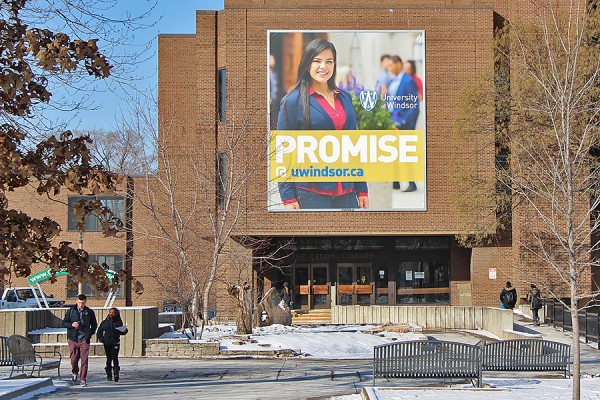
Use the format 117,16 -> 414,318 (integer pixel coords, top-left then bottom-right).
0,307 -> 159,357
143,339 -> 220,357
331,305 -> 529,340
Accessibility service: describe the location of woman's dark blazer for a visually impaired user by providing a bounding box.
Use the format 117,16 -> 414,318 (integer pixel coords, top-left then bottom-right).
275,89 -> 368,204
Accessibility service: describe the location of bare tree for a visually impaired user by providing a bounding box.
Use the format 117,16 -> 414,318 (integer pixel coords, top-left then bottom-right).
454,2 -> 600,398
128,95 -> 287,337
81,125 -> 154,176
10,0 -> 157,134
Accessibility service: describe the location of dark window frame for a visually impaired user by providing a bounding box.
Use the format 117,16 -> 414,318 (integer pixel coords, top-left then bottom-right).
66,254 -> 124,299
217,68 -> 226,122
217,152 -> 226,205
67,195 -> 124,232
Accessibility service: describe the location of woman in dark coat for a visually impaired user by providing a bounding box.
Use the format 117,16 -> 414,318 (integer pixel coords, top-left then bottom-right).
280,282 -> 293,310
97,307 -> 128,382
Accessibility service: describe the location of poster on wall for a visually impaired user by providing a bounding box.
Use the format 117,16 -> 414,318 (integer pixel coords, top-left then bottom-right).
267,30 -> 426,212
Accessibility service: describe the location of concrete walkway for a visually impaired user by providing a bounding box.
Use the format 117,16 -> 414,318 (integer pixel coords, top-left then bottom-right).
1,321 -> 598,400
8,358 -> 374,400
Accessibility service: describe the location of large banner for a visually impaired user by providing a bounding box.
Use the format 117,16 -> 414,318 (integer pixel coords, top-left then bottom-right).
268,31 -> 426,211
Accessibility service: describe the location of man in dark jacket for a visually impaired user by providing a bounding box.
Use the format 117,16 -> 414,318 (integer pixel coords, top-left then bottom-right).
500,281 -> 518,310
62,294 -> 98,386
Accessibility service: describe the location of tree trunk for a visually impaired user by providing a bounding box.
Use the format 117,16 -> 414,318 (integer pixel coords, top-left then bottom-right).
237,286 -> 252,334
571,291 -> 580,400
191,280 -> 201,339
201,253 -> 219,339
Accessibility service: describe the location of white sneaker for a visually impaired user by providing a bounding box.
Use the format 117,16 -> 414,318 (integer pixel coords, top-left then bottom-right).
71,373 -> 78,383
80,379 -> 87,387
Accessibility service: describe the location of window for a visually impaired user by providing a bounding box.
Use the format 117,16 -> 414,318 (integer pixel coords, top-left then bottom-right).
394,237 -> 450,250
5,290 -> 17,302
217,152 -> 226,205
66,254 -> 124,299
396,261 -> 450,304
217,68 -> 226,122
67,196 -> 124,231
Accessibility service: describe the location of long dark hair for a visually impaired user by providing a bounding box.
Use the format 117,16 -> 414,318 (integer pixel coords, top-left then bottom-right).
283,38 -> 339,129
108,307 -> 124,327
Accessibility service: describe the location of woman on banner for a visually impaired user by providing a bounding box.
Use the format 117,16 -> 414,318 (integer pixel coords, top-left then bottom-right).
276,38 -> 368,210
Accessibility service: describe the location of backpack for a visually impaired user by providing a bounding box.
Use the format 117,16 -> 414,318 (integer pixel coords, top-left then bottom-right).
504,289 -> 515,306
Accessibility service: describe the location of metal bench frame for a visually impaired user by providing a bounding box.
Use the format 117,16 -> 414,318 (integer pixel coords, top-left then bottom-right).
373,340 -> 483,387
482,339 -> 570,377
0,336 -> 14,367
6,334 -> 62,379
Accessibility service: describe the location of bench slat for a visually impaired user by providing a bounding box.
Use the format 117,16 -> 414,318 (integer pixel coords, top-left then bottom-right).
6,335 -> 62,379
482,339 -> 570,377
373,340 -> 483,387
0,336 -> 15,366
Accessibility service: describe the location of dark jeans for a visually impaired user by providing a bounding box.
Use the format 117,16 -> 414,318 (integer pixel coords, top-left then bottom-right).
532,308 -> 540,323
68,339 -> 90,379
297,190 -> 359,209
104,343 -> 121,368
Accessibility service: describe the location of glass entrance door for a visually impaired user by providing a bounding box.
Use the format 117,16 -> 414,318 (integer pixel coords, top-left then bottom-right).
312,264 -> 330,309
293,264 -> 309,309
337,263 -> 374,305
293,263 -> 330,309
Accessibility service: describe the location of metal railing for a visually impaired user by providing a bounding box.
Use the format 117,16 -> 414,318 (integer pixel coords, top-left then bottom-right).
544,298 -> 599,344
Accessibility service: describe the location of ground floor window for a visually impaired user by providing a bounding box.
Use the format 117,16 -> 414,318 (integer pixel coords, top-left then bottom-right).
267,236 -> 454,309
67,254 -> 123,299
396,261 -> 450,304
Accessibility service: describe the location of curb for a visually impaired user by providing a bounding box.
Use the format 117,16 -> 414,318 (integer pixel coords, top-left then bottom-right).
0,378 -> 53,400
360,386 -> 510,399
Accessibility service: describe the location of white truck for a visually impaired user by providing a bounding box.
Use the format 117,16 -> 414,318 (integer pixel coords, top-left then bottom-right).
0,287 -> 65,309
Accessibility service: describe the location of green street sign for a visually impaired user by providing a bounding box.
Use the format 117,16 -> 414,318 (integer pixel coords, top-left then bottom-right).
27,267 -> 118,285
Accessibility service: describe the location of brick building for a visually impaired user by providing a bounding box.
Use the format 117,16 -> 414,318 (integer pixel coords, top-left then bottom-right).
5,0 -> 596,321
3,183 -> 132,309
151,0 -> 550,319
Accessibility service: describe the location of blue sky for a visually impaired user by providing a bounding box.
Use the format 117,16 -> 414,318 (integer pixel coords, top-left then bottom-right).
63,0 -> 224,130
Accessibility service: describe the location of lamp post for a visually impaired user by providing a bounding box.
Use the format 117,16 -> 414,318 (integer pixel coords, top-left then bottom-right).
78,231 -> 84,295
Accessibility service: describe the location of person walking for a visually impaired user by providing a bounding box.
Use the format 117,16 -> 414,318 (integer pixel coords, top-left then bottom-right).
500,281 -> 518,310
62,294 -> 98,386
280,282 -> 293,310
97,307 -> 128,382
526,284 -> 543,326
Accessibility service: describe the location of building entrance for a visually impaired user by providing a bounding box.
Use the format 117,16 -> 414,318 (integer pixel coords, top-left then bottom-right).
293,263 -> 330,310
337,263 -> 374,305
267,236 -> 456,309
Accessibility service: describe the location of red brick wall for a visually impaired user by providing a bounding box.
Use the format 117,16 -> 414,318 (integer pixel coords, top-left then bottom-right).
3,184 -> 128,309
4,0 -> 584,323
156,3 -> 498,316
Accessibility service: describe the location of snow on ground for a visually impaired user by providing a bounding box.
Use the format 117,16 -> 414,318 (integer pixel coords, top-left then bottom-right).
459,329 -> 501,341
159,324 -> 427,359
330,378 -> 600,399
28,327 -> 66,335
0,379 -> 59,400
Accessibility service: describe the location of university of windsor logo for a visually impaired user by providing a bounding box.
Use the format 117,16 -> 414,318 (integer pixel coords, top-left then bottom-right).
359,90 -> 377,111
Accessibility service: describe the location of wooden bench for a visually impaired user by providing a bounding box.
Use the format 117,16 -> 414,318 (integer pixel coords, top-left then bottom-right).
0,336 -> 14,366
373,340 -> 483,387
6,334 -> 62,379
482,339 -> 571,377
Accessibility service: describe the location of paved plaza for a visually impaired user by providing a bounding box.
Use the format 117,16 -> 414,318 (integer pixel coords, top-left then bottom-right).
1,321 -> 599,400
